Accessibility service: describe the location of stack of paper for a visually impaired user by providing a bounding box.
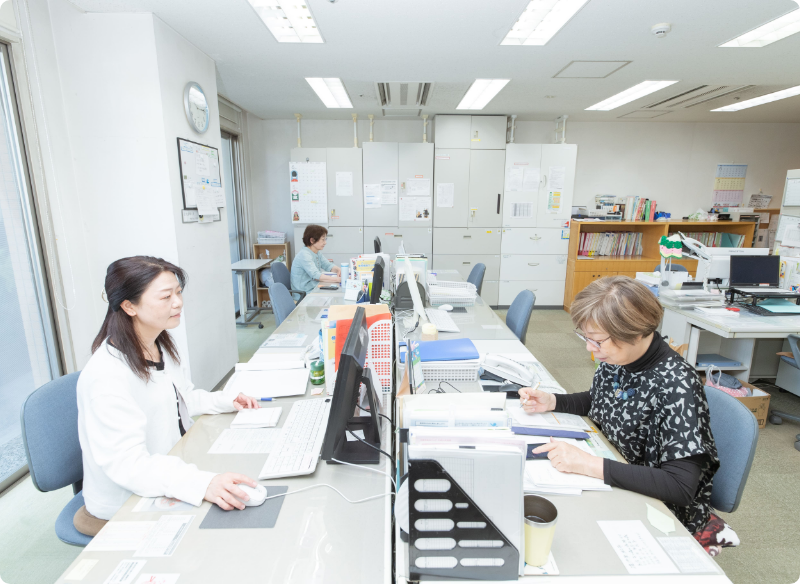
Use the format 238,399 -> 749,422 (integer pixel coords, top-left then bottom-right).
230,407 -> 282,429
511,407 -> 591,431
694,306 -> 738,317
224,368 -> 309,399
523,438 -> 611,495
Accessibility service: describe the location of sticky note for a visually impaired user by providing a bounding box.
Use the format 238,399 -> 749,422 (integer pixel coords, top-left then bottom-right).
647,503 -> 676,535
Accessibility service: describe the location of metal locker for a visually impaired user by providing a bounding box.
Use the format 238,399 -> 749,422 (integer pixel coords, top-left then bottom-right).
502,144 -> 542,228
500,228 -> 569,255
433,115 -> 471,149
399,143 -> 434,228
468,150 -> 506,227
433,228 -> 502,255
363,142 -> 399,227
499,280 -> 565,307
431,254 -> 501,280
537,144 -> 577,229
322,226 -> 364,255
470,116 -> 507,150
326,148 -> 363,227
364,226 -> 433,257
433,149 -> 470,228
499,255 -> 568,281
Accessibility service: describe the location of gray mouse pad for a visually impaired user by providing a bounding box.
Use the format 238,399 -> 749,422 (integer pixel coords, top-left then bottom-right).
199,486 -> 288,529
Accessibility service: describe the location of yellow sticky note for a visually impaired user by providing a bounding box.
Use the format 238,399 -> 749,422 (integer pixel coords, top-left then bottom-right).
646,503 -> 676,535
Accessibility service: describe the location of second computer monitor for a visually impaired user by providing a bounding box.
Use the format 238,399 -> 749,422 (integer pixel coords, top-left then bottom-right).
729,255 -> 780,287
370,256 -> 385,304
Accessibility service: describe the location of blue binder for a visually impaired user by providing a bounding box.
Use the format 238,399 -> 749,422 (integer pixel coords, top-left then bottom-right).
417,338 -> 479,362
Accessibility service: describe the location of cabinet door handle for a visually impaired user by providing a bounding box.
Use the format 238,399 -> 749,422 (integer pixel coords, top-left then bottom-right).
463,261 -> 472,265
530,236 -> 541,241
394,234 -> 403,237
528,263 -> 539,266
497,194 -> 501,214
463,235 -> 472,238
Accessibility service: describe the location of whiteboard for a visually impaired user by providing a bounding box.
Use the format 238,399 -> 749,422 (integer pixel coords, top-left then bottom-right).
178,138 -> 224,211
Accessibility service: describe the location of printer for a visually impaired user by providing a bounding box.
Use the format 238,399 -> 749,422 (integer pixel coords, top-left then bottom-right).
679,232 -> 768,288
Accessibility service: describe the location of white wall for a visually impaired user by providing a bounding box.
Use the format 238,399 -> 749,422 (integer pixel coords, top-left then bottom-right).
20,0 -> 237,389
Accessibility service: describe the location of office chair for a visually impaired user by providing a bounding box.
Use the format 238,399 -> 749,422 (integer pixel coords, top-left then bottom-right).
652,263 -> 688,272
506,290 -> 536,344
20,372 -> 92,546
770,333 -> 800,451
374,236 -> 381,254
270,261 -> 306,304
704,386 -> 759,512
269,282 -> 298,327
467,263 -> 486,296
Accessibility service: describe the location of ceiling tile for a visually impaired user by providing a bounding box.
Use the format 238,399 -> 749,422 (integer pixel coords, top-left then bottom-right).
553,61 -> 631,79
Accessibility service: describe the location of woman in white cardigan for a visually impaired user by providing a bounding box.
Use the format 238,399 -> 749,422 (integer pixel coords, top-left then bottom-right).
75,256 -> 259,536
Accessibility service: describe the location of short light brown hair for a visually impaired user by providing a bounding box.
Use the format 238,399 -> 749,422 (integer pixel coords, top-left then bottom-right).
571,276 -> 663,345
302,224 -> 328,247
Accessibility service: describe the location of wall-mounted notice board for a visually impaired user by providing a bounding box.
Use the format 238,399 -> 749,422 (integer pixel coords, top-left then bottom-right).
177,138 -> 225,216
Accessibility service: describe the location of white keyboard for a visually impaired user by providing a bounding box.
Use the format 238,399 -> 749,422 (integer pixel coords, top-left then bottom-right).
425,308 -> 460,333
258,398 -> 331,479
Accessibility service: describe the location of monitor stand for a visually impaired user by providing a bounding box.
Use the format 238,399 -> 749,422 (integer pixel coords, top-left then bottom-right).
330,368 -> 383,465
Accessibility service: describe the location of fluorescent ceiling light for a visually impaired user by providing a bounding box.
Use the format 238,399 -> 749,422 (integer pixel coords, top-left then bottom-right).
247,0 -> 323,43
501,0 -> 590,46
711,85 -> 800,112
720,0 -> 800,48
585,80 -> 679,111
305,78 -> 352,108
457,79 -> 510,110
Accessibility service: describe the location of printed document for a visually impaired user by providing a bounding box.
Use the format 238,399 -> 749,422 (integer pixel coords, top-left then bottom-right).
260,333 -> 307,348
335,171 -> 353,197
225,368 -> 309,399
208,428 -> 279,454
598,520 -> 679,574
436,183 -> 454,208
86,522 -> 156,551
658,537 -> 718,574
231,407 -> 282,428
103,560 -> 147,584
134,515 -> 194,557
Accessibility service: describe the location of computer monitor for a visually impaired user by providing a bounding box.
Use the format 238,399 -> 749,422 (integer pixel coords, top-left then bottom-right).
321,306 -> 383,465
403,257 -> 428,322
370,257 -> 385,304
729,255 -> 780,287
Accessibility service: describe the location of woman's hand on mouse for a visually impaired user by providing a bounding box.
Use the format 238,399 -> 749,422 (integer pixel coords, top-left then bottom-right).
532,439 -> 604,479
233,393 -> 259,410
205,473 -> 257,511
518,387 -> 557,413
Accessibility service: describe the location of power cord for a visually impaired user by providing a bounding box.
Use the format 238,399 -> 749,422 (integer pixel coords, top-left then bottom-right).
259,483 -> 392,505
356,403 -> 393,428
346,427 -> 397,477
427,381 -> 462,393
332,457 -> 396,491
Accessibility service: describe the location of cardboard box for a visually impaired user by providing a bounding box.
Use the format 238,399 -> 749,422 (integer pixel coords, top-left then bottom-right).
701,377 -> 771,429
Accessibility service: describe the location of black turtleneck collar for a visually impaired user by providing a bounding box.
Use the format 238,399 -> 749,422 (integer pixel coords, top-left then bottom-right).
623,331 -> 674,373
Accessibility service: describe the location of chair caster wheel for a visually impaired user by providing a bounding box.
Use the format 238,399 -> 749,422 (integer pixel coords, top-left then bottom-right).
769,414 -> 783,425
258,323 -> 264,329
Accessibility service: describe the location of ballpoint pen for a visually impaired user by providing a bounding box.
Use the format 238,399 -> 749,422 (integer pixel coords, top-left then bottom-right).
259,398 -> 274,402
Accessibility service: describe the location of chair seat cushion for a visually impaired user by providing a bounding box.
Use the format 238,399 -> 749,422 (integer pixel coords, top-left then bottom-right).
55,491 -> 93,546
780,355 -> 799,369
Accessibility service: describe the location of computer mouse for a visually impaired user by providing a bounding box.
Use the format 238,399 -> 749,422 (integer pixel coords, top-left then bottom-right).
238,484 -> 267,507
439,304 -> 453,311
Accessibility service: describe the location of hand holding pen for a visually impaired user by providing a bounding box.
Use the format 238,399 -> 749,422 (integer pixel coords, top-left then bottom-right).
518,382 -> 557,414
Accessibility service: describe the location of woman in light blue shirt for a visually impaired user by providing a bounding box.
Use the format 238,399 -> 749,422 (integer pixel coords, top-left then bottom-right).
291,224 -> 341,295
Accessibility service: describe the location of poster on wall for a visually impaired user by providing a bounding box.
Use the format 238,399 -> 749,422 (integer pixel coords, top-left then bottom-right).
177,138 -> 224,216
290,161 -> 328,224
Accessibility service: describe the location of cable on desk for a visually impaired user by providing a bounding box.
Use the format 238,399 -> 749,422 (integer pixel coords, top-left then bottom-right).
356,403 -> 394,428
332,457 -> 396,491
427,381 -> 462,394
346,427 -> 396,477
259,483 -> 392,505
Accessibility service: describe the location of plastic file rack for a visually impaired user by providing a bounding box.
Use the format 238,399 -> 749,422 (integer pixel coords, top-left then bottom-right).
427,281 -> 478,308
408,459 -> 519,581
366,318 -> 393,393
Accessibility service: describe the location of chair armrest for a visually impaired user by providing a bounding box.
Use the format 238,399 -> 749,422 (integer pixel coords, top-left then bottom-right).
288,289 -> 307,302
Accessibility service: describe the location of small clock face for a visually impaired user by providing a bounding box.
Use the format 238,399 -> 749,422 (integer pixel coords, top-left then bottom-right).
184,83 -> 209,133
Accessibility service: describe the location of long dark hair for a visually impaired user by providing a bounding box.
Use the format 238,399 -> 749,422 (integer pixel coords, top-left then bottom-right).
92,256 -> 187,381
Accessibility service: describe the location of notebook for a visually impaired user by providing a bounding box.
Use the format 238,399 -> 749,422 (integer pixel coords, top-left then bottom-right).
417,338 -> 479,362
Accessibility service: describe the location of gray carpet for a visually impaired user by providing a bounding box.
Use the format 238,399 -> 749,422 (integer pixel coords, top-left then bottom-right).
2,309 -> 799,583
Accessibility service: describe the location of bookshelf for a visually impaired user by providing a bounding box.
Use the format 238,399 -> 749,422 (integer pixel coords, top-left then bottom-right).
563,221 -> 755,310
253,242 -> 292,308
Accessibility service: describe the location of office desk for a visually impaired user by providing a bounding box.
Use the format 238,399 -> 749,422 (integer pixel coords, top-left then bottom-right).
231,258 -> 272,328
395,297 -> 731,583
55,290 -> 393,584
661,305 -> 800,381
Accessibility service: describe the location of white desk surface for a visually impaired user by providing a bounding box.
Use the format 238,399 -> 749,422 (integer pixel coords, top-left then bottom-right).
231,258 -> 272,271
663,305 -> 800,336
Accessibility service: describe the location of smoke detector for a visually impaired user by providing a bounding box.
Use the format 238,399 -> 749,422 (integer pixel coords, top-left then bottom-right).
652,23 -> 671,38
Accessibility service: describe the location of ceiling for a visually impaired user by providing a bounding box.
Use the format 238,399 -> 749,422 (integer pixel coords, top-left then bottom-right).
70,0 -> 800,123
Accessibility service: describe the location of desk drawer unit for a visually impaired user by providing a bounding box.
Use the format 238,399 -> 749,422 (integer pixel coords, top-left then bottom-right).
499,280 -> 566,307
500,228 -> 569,255
499,255 -> 568,281
433,227 -> 502,255
432,254 -> 501,281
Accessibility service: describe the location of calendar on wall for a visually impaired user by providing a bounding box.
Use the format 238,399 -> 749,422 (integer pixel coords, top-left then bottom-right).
712,164 -> 747,206
290,161 -> 328,224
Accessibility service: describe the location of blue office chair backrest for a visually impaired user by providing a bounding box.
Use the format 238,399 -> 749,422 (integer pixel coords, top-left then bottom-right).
467,263 -> 486,296
653,263 -> 688,272
269,282 -> 297,327
704,386 -> 759,513
21,372 -> 83,493
506,290 -> 536,344
271,261 -> 292,289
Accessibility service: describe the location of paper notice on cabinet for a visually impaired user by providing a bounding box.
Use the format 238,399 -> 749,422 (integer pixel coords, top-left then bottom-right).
208,428 -> 279,454
549,166 -> 566,190
748,193 -> 772,208
657,537 -> 718,574
86,522 -> 156,551
548,192 -> 562,213
436,183 -> 454,207
364,184 -> 381,208
598,520 -> 678,575
195,187 -> 217,216
103,560 -> 147,584
507,167 -> 523,191
523,167 -> 540,190
777,215 -> 800,241
783,226 -> 800,247
134,515 -> 194,557
381,180 -> 398,204
336,172 -> 353,196
400,197 -> 431,222
407,178 -> 430,197
784,178 -> 800,206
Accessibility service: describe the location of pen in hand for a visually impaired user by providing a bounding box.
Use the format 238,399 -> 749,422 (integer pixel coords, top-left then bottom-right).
520,381 -> 541,406
259,398 -> 274,402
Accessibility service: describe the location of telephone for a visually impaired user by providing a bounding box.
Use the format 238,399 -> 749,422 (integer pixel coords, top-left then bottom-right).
482,355 -> 537,387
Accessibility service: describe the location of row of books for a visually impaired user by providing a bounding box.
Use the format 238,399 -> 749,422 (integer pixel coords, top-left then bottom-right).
676,231 -> 745,248
622,197 -> 657,222
578,232 -> 644,257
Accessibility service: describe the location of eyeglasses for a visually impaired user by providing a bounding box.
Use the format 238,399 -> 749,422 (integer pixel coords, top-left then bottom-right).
574,329 -> 611,350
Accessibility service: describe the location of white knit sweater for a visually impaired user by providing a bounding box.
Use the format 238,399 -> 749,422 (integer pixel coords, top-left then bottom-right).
77,339 -> 236,519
